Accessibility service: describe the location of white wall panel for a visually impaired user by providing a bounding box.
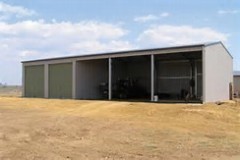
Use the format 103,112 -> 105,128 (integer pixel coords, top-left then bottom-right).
203,43 -> 233,102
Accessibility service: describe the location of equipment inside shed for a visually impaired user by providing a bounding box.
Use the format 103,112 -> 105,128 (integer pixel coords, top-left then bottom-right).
154,51 -> 202,102
98,51 -> 202,102
100,55 -> 151,100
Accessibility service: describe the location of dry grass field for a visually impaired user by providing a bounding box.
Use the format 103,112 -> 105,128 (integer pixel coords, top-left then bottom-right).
0,96 -> 240,160
0,86 -> 21,97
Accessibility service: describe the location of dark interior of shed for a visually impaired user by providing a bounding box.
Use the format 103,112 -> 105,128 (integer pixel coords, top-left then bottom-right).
154,51 -> 202,102
110,55 -> 151,100
97,51 -> 203,102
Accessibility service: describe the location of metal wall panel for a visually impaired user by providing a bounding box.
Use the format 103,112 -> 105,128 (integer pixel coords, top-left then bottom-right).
234,76 -> 240,96
157,61 -> 191,77
204,44 -> 233,102
196,61 -> 203,99
156,61 -> 191,95
25,65 -> 44,98
155,59 -> 203,100
112,57 -> 151,94
197,75 -> 202,98
113,62 -> 151,91
126,60 -> 151,93
49,63 -> 72,99
76,59 -> 108,99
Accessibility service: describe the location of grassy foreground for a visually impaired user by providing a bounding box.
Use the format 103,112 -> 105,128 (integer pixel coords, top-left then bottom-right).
0,97 -> 240,160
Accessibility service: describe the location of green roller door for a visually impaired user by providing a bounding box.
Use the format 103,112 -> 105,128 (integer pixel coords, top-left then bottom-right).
49,63 -> 72,99
25,65 -> 44,98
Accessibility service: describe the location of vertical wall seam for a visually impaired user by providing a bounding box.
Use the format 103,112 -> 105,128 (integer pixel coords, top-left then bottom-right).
44,63 -> 49,98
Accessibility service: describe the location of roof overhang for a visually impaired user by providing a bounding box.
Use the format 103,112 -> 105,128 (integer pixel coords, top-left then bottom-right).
22,43 -> 204,65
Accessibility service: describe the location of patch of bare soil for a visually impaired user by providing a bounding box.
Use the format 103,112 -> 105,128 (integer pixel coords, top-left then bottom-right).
0,97 -> 240,160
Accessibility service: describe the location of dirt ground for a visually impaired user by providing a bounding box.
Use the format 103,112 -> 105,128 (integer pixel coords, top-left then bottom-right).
0,97 -> 240,160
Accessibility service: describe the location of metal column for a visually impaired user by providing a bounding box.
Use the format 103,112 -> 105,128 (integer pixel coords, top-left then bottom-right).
22,64 -> 25,97
202,47 -> 206,103
72,61 -> 76,99
44,63 -> 49,98
108,58 -> 112,100
194,61 -> 198,97
151,54 -> 155,101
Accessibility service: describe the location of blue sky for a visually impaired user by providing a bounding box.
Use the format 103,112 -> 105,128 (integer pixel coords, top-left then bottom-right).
0,0 -> 239,85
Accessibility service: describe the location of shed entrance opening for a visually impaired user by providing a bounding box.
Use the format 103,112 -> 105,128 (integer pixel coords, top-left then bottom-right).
154,51 -> 202,102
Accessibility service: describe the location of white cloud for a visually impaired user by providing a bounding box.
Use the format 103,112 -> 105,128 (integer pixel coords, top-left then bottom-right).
0,2 -> 36,20
134,12 -> 170,23
19,50 -> 41,57
160,12 -> 170,17
0,20 -> 127,40
0,20 -> 134,61
70,40 -> 134,54
134,14 -> 158,23
137,25 -> 228,47
218,10 -> 239,15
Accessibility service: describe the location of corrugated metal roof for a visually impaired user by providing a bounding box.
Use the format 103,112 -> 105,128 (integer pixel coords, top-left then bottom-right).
22,41 -> 228,63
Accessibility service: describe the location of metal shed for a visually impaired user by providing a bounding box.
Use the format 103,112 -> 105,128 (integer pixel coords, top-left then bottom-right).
22,42 -> 233,103
233,71 -> 240,98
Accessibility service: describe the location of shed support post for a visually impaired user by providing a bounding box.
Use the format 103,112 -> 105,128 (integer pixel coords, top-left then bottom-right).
22,64 -> 25,97
44,63 -> 49,98
151,54 -> 155,101
108,58 -> 112,100
195,61 -> 198,97
72,61 -> 76,99
202,47 -> 206,103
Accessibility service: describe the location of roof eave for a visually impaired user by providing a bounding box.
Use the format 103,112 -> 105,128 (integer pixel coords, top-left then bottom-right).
21,43 -> 204,64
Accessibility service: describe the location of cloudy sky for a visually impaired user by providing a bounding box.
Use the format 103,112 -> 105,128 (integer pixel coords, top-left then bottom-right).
0,0 -> 239,85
